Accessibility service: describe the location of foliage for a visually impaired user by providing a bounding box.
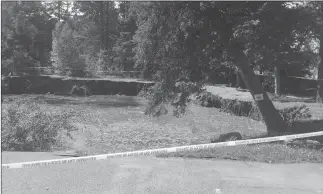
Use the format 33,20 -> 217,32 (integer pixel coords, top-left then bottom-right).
42,1 -> 72,22
111,6 -> 137,71
279,105 -> 312,126
261,75 -> 275,93
83,50 -> 108,77
74,1 -> 119,51
70,85 -> 91,96
1,76 -> 10,94
1,100 -> 77,151
130,2 -> 264,114
142,80 -> 203,117
221,99 -> 255,117
1,2 -> 54,76
245,2 -> 318,78
195,91 -> 222,108
51,18 -> 100,77
129,2 -> 322,124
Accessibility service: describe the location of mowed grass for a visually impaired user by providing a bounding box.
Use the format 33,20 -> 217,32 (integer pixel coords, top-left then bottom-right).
2,93 -> 323,164
157,144 -> 323,164
2,94 -> 267,153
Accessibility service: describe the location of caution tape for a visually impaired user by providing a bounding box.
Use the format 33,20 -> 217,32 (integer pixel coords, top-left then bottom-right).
2,131 -> 323,170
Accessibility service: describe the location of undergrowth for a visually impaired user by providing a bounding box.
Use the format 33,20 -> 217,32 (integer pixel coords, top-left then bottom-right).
1,100 -> 77,151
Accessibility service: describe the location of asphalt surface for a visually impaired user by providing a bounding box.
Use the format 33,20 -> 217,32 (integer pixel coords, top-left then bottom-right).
2,156 -> 323,194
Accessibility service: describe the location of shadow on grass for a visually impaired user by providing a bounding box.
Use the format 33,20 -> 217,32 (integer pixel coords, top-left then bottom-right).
291,119 -> 323,133
155,119 -> 323,164
37,95 -> 144,108
250,120 -> 323,142
156,143 -> 323,164
290,119 -> 323,143
156,122 -> 323,164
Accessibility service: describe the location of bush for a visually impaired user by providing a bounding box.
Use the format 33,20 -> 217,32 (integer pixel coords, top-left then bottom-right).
195,92 -> 254,115
279,105 -> 312,127
260,75 -> 275,93
248,104 -> 312,127
1,75 -> 9,94
51,19 -> 100,78
70,85 -> 91,96
1,100 -> 77,151
220,99 -> 254,117
195,91 -> 222,108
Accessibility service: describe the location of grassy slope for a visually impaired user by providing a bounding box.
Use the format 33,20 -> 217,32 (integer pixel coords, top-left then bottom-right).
2,95 -> 266,153
162,86 -> 323,163
2,91 -> 322,163
157,144 -> 323,164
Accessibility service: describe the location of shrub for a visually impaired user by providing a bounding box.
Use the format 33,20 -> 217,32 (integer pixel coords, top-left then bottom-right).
259,74 -> 275,93
80,85 -> 91,96
70,85 -> 91,96
195,92 -> 254,115
51,19 -> 100,77
220,99 -> 254,117
278,105 -> 312,127
1,75 -> 9,94
1,100 -> 77,151
195,91 -> 222,108
248,104 -> 312,127
70,85 -> 81,96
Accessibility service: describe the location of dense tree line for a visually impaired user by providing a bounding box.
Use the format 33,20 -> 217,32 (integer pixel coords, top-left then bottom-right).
2,1 -> 323,134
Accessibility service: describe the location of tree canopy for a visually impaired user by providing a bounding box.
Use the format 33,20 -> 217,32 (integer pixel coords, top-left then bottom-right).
2,1 -> 323,133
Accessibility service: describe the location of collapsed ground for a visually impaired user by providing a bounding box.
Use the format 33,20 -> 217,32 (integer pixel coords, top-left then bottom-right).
1,86 -> 323,164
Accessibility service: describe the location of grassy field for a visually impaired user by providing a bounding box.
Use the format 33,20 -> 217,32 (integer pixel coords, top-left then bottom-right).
158,144 -> 323,164
2,88 -> 323,163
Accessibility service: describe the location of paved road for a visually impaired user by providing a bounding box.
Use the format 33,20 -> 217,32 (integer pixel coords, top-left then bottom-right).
3,156 -> 323,194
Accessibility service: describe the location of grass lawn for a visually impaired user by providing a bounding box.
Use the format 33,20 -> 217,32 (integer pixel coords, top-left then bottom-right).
157,144 -> 323,164
2,92 -> 322,164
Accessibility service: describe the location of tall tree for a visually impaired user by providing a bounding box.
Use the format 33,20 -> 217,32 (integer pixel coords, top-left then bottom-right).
288,2 -> 323,101
42,1 -> 72,22
310,2 -> 323,102
2,1 -> 54,75
319,31 -> 323,102
74,1 -> 117,51
239,2 -> 317,95
51,18 -> 100,77
112,1 -> 137,71
131,2 -> 290,134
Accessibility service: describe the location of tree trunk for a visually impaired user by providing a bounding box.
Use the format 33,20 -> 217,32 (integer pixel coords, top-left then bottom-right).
99,2 -> 105,50
57,1 -> 61,22
316,35 -> 323,103
236,50 -> 289,134
104,2 -> 110,50
236,69 -> 246,89
317,35 -> 323,103
274,66 -> 281,96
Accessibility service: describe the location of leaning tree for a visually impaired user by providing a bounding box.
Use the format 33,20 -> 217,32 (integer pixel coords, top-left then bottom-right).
132,2 -> 309,134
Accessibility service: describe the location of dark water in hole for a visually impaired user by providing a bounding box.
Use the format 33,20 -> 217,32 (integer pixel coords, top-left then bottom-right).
44,96 -> 145,108
3,95 -> 147,108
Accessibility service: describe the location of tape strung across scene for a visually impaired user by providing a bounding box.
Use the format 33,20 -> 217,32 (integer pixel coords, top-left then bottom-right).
2,131 -> 323,170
